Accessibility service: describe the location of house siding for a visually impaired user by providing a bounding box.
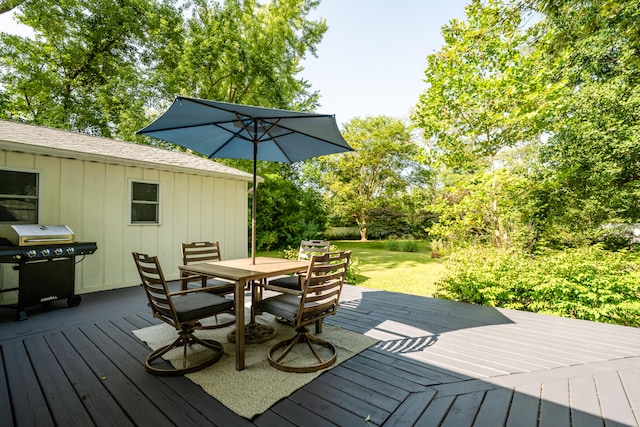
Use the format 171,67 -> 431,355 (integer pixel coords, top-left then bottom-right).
0,131 -> 249,303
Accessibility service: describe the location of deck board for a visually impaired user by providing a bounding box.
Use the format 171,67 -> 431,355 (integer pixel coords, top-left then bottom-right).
472,388 -> 513,427
594,371 -> 639,427
505,382 -> 540,427
2,284 -> 640,426
538,378 -> 571,427
439,390 -> 484,427
43,330 -> 135,427
569,376 -> 605,427
24,335 -> 96,427
303,375 -> 391,425
62,327 -> 177,427
0,349 -> 13,427
4,339 -> 54,427
619,369 -> 640,421
414,395 -> 456,427
383,389 -> 437,426
313,370 -> 400,414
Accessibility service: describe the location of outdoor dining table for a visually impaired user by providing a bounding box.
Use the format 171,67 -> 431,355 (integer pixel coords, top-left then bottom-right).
178,256 -> 309,370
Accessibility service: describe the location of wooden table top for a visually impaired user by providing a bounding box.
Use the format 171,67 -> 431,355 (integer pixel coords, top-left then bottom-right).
178,256 -> 308,282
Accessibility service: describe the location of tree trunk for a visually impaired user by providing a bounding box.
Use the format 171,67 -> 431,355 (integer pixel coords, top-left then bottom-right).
359,226 -> 368,241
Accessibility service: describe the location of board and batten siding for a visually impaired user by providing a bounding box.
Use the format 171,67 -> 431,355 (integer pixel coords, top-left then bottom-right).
0,149 -> 248,302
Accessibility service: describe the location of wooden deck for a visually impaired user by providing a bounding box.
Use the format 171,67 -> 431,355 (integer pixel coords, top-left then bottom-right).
1,283 -> 640,426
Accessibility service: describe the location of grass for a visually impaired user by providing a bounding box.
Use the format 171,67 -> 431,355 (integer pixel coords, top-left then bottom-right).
260,240 -> 444,297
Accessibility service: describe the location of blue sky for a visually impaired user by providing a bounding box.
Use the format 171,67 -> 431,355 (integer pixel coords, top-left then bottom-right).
0,1 -> 470,125
300,0 -> 469,125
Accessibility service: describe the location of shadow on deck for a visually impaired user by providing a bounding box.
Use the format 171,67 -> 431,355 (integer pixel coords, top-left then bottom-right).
1,284 -> 639,426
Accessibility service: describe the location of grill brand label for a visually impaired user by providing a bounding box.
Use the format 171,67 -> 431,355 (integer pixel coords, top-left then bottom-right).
40,295 -> 58,302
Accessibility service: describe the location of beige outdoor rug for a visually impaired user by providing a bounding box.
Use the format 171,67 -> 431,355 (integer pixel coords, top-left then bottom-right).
132,311 -> 378,419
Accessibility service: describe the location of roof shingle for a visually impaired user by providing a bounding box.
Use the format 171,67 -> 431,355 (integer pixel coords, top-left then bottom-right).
0,119 -> 255,181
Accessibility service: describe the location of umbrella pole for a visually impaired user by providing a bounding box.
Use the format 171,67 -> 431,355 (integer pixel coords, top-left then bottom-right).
251,142 -> 257,265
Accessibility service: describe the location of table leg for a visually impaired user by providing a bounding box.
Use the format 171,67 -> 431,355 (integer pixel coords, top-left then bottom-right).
228,279 -> 276,345
235,278 -> 245,371
251,280 -> 260,323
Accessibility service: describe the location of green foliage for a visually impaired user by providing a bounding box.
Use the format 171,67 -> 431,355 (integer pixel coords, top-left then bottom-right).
436,245 -> 640,327
521,0 -> 640,245
429,239 -> 453,259
310,115 -> 432,240
428,168 -> 541,250
0,0 -> 182,138
384,239 -> 419,252
172,0 -> 326,111
413,0 -> 554,173
323,227 -> 360,240
0,0 -> 326,139
413,0 -> 559,250
254,173 -> 327,251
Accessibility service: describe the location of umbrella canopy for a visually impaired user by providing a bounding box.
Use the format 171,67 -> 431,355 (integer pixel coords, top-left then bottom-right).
137,96 -> 353,263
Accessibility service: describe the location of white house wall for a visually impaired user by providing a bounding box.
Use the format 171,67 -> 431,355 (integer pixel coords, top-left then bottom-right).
0,150 -> 248,302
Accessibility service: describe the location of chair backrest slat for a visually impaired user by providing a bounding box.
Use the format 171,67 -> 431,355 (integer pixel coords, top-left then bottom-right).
298,240 -> 331,261
182,241 -> 222,265
297,251 -> 350,327
132,252 -> 178,326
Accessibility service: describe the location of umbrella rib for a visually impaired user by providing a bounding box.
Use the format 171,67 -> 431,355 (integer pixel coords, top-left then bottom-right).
270,122 -> 353,151
207,120 -> 255,158
137,122 -> 211,134
180,96 -> 335,120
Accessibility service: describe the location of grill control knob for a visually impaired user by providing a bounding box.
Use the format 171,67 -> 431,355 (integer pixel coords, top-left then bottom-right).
54,248 -> 63,256
66,247 -> 75,255
26,250 -> 37,258
41,249 -> 51,257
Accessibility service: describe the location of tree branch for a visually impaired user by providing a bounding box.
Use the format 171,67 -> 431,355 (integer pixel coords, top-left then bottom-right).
0,0 -> 24,15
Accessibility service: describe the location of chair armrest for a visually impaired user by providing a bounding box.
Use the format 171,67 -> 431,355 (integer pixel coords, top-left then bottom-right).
180,272 -> 209,290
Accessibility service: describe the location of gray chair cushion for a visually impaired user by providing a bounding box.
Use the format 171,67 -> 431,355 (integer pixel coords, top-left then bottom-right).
267,275 -> 301,291
256,294 -> 300,323
174,292 -> 234,323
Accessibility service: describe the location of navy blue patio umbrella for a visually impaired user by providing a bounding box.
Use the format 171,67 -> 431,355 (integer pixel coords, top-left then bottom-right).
137,96 -> 353,264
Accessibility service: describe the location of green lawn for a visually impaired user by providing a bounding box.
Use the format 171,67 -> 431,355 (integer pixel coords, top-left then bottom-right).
260,240 -> 444,297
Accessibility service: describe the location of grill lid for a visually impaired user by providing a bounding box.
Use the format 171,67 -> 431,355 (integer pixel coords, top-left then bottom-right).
2,224 -> 75,246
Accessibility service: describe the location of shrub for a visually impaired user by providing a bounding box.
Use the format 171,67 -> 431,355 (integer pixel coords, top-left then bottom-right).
324,227 -> 360,240
385,240 -> 400,251
429,239 -> 453,258
399,240 -> 419,252
385,239 -> 419,252
435,245 -> 640,327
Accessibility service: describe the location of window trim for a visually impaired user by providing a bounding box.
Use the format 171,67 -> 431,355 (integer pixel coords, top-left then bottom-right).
0,167 -> 42,224
128,179 -> 161,225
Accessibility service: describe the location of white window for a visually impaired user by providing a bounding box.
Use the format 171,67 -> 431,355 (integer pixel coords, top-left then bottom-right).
0,169 -> 40,223
130,180 -> 160,224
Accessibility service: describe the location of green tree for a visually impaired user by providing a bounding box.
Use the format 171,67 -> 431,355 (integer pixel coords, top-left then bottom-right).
254,172 -> 327,251
0,0 -> 24,14
311,116 -> 430,241
0,0 -> 327,139
0,0 -> 183,138
167,0 -> 325,111
413,0 -> 556,248
524,0 -> 640,242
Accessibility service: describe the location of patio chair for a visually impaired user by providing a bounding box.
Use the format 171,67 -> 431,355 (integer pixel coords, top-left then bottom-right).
132,252 -> 234,376
264,239 -> 331,293
256,251 -> 351,373
181,241 -> 235,328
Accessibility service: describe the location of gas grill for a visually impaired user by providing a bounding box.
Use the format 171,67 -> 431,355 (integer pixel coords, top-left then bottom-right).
0,225 -> 97,320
